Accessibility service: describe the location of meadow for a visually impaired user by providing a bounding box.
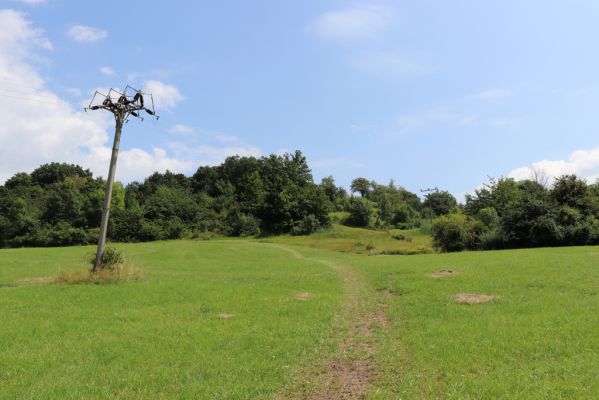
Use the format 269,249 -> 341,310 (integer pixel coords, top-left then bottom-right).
1,229 -> 598,399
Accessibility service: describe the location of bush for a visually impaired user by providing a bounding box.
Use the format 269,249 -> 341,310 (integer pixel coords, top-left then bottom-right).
237,214 -> 261,237
291,214 -> 321,236
345,197 -> 373,227
432,213 -> 480,252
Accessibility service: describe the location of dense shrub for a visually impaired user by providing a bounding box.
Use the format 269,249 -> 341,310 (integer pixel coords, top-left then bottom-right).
432,213 -> 480,252
345,197 -> 373,227
291,214 -> 321,235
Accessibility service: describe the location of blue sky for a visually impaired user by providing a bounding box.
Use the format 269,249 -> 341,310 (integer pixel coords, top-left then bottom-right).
0,1 -> 598,198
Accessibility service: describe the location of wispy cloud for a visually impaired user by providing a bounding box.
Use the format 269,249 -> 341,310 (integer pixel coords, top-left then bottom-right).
98,66 -> 114,75
12,0 -> 48,5
312,157 -> 364,170
311,4 -> 395,41
352,50 -> 432,78
472,88 -> 513,101
169,124 -> 194,135
397,108 -> 477,133
508,147 -> 599,184
167,142 -> 262,166
67,25 -> 107,43
214,134 -> 240,143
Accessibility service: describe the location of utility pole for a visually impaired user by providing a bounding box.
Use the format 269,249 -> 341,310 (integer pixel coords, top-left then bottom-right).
85,86 -> 158,272
420,187 -> 439,227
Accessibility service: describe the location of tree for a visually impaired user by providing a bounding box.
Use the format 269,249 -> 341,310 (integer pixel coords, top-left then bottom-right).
551,175 -> 593,215
350,177 -> 371,197
423,191 -> 457,217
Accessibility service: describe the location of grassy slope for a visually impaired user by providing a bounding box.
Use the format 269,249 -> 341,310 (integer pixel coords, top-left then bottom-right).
261,223 -> 433,255
326,246 -> 599,399
0,241 -> 342,399
2,230 -> 599,398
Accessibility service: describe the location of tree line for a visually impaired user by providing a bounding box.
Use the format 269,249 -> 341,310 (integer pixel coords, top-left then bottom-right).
1,151 -> 597,252
432,175 -> 599,252
0,151 -> 444,248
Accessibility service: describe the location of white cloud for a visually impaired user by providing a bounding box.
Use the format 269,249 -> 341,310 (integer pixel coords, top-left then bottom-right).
311,4 -> 395,41
67,25 -> 107,42
143,80 -> 183,111
169,124 -> 194,134
0,11 -> 202,184
508,148 -> 599,184
352,51 -> 432,78
473,88 -> 513,101
99,66 -> 114,75
79,146 -> 193,183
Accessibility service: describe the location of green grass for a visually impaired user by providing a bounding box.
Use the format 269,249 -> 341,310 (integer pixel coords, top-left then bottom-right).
2,235 -> 599,398
342,246 -> 599,399
0,241 -> 342,399
261,223 -> 433,255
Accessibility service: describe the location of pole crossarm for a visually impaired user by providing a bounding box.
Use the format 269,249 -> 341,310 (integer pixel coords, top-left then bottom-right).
86,85 -> 158,272
85,86 -> 159,122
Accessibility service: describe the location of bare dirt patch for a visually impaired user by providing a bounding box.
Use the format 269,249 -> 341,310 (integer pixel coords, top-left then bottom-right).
454,293 -> 497,304
295,292 -> 313,301
216,313 -> 233,320
430,269 -> 458,278
308,299 -> 390,400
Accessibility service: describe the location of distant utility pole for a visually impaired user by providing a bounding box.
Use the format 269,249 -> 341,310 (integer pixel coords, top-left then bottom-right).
420,187 -> 439,227
85,86 -> 158,272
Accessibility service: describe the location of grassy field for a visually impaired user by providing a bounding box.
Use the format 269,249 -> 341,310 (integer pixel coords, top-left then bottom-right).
0,241 -> 343,399
261,223 -> 433,255
1,230 -> 599,398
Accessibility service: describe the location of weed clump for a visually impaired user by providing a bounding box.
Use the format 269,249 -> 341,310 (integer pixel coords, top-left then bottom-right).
90,246 -> 124,270
49,247 -> 144,285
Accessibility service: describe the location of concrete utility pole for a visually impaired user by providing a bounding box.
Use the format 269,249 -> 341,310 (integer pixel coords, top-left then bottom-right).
85,86 -> 158,272
420,187 -> 439,227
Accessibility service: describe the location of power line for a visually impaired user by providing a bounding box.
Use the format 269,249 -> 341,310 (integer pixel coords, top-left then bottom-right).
0,92 -> 62,105
0,86 -> 60,100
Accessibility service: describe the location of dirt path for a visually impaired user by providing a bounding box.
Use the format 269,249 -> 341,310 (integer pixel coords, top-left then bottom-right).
266,244 -> 389,400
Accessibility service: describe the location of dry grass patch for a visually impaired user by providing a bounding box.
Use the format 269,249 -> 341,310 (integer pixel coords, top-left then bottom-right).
454,293 -> 497,304
295,292 -> 313,301
44,264 -> 145,285
216,313 -> 233,320
430,269 -> 458,278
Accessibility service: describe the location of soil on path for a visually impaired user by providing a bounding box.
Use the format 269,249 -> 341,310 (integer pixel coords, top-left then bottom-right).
267,244 -> 389,400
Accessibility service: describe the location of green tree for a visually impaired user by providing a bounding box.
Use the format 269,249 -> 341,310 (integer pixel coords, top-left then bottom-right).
423,191 -> 457,217
350,177 -> 371,197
